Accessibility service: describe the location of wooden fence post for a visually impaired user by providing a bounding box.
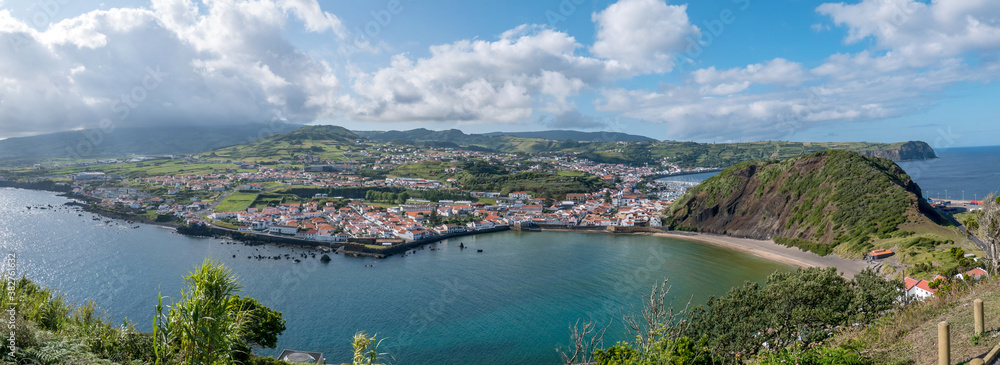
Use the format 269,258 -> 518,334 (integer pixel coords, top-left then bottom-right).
940,321 -> 950,365
975,299 -> 985,336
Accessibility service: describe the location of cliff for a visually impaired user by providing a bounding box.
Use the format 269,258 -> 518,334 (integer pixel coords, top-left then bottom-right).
860,141 -> 938,161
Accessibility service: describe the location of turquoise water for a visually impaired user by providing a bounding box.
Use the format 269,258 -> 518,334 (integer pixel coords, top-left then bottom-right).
0,188 -> 792,364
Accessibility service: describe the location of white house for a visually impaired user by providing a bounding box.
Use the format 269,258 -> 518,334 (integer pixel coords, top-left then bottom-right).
904,276 -> 944,300
955,267 -> 989,281
509,191 -> 529,200
467,221 -> 497,230
268,225 -> 299,235
435,224 -> 466,234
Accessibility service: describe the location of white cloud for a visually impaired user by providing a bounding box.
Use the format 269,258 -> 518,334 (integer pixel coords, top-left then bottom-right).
597,59 -> 983,141
817,0 -> 1000,67
0,0 -> 345,138
279,0 -> 345,35
585,0 -> 1000,141
343,25 -> 609,125
591,0 -> 699,75
691,58 -> 807,95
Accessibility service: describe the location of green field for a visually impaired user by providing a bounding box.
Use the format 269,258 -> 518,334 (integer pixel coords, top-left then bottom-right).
214,192 -> 259,212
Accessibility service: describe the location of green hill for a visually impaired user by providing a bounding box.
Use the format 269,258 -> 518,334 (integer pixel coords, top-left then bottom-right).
358,128 -> 936,167
669,150 -> 952,257
0,123 -> 302,165
387,160 -> 610,198
207,125 -> 362,161
482,130 -> 656,142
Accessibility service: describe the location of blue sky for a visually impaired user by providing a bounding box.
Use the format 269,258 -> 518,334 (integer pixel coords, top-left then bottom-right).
1,0 -> 999,147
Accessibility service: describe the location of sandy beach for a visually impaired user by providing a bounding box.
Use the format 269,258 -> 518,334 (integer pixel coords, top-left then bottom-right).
647,231 -> 871,279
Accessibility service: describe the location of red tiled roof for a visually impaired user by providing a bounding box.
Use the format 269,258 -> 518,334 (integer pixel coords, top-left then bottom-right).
915,280 -> 937,294
966,268 -> 988,279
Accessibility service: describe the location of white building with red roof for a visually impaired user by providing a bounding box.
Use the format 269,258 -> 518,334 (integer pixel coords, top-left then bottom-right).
956,267 -> 989,281
904,275 -> 947,300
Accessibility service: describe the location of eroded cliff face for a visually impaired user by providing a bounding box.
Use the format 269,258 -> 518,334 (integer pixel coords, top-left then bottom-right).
668,150 -> 942,254
861,141 -> 937,161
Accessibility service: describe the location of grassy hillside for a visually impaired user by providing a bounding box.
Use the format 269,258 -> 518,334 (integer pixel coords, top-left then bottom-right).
207,125 -> 363,161
828,276 -> 1000,364
669,150 -> 964,260
0,123 -> 301,164
482,130 -> 656,142
357,128 -> 936,167
389,160 -> 610,198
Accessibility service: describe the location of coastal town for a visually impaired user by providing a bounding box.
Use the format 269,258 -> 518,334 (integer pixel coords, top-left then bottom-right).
41,147 -> 715,251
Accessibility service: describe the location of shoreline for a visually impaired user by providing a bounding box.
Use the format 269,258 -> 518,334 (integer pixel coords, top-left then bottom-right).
521,225 -> 870,278
6,186 -> 871,275
645,231 -> 870,279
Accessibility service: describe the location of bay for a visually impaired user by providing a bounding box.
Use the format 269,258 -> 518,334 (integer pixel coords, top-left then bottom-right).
0,188 -> 792,364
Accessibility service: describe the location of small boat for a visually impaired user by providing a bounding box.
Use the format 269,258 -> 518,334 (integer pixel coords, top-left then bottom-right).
477,249 -> 483,253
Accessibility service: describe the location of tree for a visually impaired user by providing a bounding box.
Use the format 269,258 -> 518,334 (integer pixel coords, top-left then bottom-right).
352,331 -> 390,365
231,296 -> 287,360
677,267 -> 896,360
154,260 -> 286,364
978,194 -> 1000,274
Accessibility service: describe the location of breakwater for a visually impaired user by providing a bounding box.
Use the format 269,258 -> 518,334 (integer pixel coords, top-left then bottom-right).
340,227 -> 511,258
516,223 -> 670,235
176,224 -> 340,250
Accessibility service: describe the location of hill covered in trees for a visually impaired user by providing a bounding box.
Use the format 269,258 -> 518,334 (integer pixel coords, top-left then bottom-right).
668,150 -> 949,257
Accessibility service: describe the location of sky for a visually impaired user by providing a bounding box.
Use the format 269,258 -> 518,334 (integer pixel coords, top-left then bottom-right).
0,0 -> 998,147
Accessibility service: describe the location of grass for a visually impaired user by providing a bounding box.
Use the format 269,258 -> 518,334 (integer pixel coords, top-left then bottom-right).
830,277 -> 1000,364
213,192 -> 259,212
211,219 -> 239,229
556,170 -> 587,177
365,202 -> 399,209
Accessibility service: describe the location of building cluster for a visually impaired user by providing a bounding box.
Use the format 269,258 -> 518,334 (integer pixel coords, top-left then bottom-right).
903,268 -> 989,300
182,187 -> 670,245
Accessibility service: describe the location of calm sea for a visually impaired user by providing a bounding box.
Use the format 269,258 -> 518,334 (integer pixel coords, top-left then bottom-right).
898,145 -> 1000,201
0,188 -> 791,364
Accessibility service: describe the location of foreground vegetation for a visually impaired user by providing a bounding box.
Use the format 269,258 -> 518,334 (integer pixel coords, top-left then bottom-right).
0,260 -> 390,365
562,267 -> 902,364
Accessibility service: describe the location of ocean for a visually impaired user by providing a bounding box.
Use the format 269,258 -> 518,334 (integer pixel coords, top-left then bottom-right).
898,145 -> 1000,201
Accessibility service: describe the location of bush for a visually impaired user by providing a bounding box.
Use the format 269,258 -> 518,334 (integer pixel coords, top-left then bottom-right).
775,237 -> 836,256
1,314 -> 39,354
756,345 -> 870,365
678,267 -> 899,359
